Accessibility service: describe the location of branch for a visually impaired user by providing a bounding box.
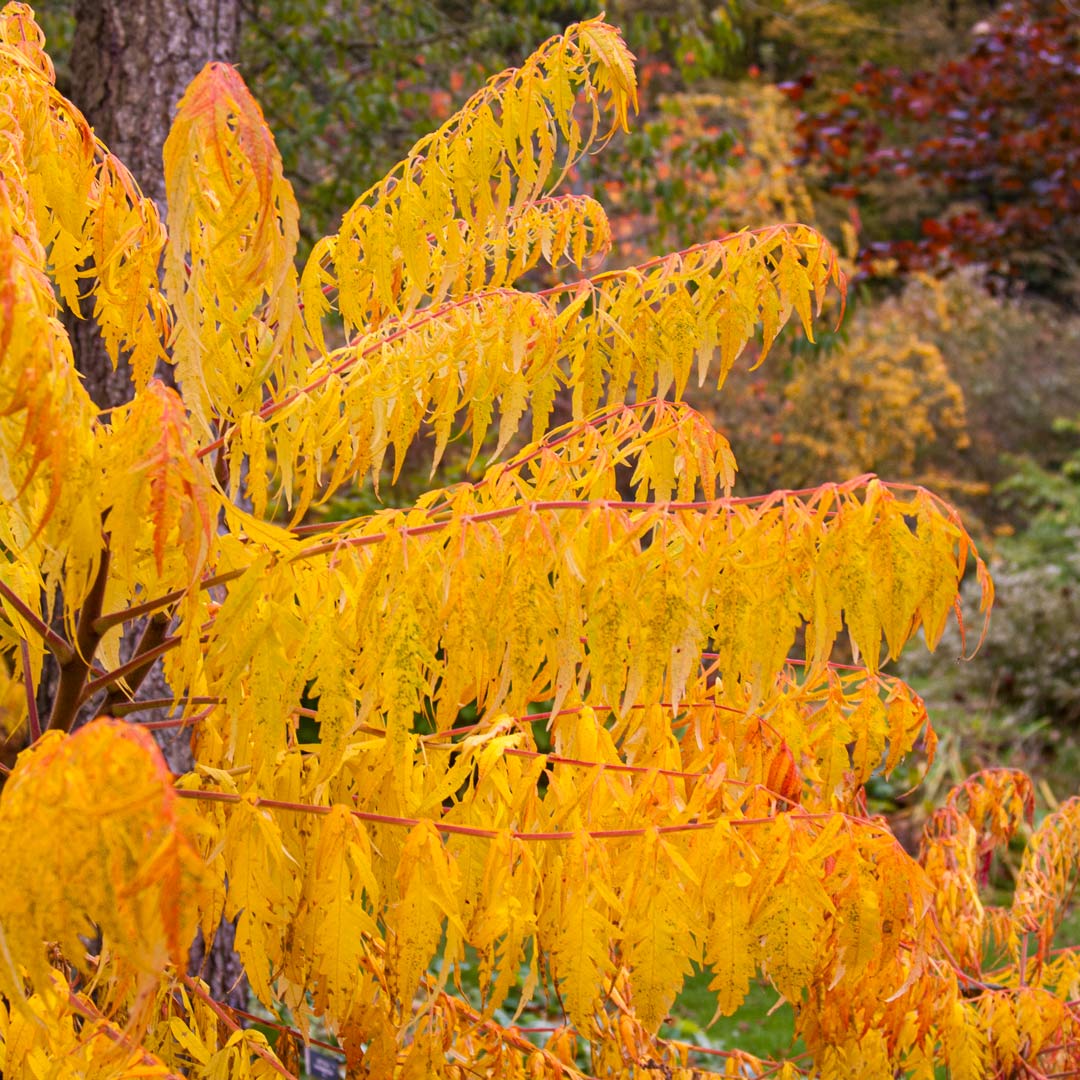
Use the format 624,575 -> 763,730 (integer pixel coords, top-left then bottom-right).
65,985 -> 185,1080
179,974 -> 298,1080
221,1005 -> 344,1059
175,787 -> 874,843
92,568 -> 244,635
193,222 -> 842,462
94,476 -> 918,633
95,611 -> 174,719
0,580 -> 74,665
133,704 -> 216,731
92,590 -> 184,635
47,544 -> 111,733
108,695 -> 220,717
79,633 -> 182,704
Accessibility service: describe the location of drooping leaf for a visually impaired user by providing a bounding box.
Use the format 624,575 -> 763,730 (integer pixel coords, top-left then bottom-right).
164,61 -> 303,435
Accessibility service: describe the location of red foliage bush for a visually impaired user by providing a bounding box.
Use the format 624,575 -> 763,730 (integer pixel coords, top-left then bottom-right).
790,1 -> 1080,290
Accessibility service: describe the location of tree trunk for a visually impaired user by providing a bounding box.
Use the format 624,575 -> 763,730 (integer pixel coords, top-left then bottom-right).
71,0 -> 239,213
67,0 -> 240,409
59,0 -> 247,1009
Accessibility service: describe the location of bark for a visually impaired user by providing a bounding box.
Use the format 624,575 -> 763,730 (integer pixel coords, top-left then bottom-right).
67,0 -> 240,410
70,0 -> 240,212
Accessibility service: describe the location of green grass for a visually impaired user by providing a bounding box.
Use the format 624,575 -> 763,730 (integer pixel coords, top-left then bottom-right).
430,949 -> 801,1069
663,971 -> 800,1061
460,950 -> 800,1062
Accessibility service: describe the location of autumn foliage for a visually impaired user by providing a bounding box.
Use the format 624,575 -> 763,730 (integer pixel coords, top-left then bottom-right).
1,4 -> 1080,1079
790,0 -> 1080,286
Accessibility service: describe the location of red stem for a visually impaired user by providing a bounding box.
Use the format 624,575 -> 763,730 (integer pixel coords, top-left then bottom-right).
179,974 -> 298,1080
108,695 -> 220,717
137,704 -> 216,731
0,581 -> 74,664
93,568 -> 244,634
65,986 -> 185,1080
289,478 -> 886,564
199,223 -> 841,462
92,473 -> 933,634
228,1006 -> 344,1057
79,633 -> 183,703
175,787 -> 882,844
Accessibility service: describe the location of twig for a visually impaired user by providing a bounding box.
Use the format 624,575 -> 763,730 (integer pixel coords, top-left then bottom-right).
228,1006 -> 345,1057
96,611 -> 175,718
137,704 -> 216,731
179,974 -> 299,1080
79,633 -> 182,704
175,786 -> 882,844
196,225 -> 842,463
64,984 -> 185,1080
108,696 -> 221,717
92,568 -> 244,634
92,474 -> 948,635
0,580 -> 74,664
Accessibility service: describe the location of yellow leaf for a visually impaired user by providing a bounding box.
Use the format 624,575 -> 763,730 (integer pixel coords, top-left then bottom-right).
164,62 -> 303,434
388,821 -> 462,1016
301,807 -> 380,1022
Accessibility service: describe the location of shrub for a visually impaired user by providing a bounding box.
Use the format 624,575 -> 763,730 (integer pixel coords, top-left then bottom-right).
791,0 -> 1080,292
907,426 -> 1080,728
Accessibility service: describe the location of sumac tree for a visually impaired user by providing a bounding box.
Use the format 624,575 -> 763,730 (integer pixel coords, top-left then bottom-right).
0,5 -> 1078,1079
